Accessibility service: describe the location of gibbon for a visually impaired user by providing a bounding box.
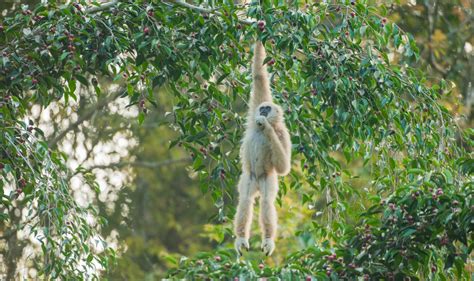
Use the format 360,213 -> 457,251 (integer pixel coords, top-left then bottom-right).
234,41 -> 292,256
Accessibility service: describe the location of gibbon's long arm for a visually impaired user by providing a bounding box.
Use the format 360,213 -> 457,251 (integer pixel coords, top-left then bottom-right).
264,124 -> 291,176
249,41 -> 272,114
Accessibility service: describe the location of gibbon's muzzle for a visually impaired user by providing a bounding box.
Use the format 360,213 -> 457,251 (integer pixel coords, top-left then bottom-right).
259,106 -> 271,117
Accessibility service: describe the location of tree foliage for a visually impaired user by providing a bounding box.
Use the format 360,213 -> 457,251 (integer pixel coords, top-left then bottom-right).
0,0 -> 472,280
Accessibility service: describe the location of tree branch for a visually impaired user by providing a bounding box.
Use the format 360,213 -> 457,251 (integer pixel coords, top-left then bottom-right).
85,0 -> 255,24
85,0 -> 119,14
425,0 -> 448,76
85,157 -> 191,170
48,88 -> 124,149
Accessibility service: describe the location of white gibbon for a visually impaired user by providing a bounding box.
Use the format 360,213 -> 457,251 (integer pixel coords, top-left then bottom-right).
234,41 -> 292,256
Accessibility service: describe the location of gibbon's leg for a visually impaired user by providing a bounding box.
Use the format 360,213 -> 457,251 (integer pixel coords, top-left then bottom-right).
248,41 -> 273,116
259,173 -> 278,256
234,172 -> 258,255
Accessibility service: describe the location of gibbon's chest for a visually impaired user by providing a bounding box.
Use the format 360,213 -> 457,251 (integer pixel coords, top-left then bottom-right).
247,130 -> 271,173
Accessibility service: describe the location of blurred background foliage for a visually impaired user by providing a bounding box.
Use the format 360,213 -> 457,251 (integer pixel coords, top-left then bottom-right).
0,0 -> 472,280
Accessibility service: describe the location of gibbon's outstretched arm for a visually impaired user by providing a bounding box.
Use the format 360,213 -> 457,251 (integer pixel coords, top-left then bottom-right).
249,41 -> 272,114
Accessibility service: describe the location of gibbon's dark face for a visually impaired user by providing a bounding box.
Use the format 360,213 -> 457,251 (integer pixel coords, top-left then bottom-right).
257,101 -> 283,124
259,105 -> 272,117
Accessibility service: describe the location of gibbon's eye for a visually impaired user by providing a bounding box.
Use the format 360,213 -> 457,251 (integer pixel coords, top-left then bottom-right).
265,106 -> 271,110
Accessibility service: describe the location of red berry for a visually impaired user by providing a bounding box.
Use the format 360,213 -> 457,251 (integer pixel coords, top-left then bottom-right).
267,58 -> 275,66
350,12 -> 355,18
147,10 -> 154,17
258,263 -> 264,269
19,178 -> 26,187
68,44 -> 75,52
143,26 -> 150,35
306,276 -> 312,281
382,18 -> 387,23
32,78 -> 38,85
0,163 -> 4,169
351,1 -> 356,5
237,24 -> 242,30
257,20 -> 265,28
214,256 -> 221,262
326,270 -> 331,276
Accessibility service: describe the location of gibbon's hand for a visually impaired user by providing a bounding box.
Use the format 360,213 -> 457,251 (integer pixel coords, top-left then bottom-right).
255,116 -> 268,129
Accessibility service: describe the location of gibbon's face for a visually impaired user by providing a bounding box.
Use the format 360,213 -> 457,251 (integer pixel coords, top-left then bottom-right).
257,101 -> 283,124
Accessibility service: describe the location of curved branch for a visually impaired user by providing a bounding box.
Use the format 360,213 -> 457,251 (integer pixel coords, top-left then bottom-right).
48,88 -> 124,148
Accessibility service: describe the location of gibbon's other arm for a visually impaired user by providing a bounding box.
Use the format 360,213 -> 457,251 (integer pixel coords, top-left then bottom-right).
258,118 -> 291,175
249,41 -> 273,114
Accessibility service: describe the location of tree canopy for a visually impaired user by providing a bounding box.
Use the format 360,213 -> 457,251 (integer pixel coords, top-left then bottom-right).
0,0 -> 472,280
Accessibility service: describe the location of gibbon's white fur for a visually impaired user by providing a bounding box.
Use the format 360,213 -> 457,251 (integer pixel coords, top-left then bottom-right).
234,41 -> 292,256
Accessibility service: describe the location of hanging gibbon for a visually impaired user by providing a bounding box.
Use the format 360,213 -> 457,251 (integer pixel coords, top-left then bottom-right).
234,41 -> 292,256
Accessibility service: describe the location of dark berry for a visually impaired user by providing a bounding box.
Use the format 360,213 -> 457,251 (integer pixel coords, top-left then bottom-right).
19,178 -> 26,187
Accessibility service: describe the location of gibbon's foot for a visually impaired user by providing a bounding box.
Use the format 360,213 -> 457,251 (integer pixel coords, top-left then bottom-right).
261,238 -> 275,256
255,116 -> 267,128
234,237 -> 250,256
